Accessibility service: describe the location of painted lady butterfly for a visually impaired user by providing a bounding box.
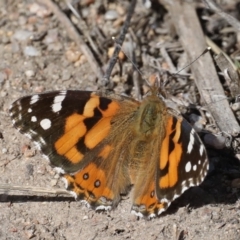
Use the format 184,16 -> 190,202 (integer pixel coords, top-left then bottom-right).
9,87 -> 209,218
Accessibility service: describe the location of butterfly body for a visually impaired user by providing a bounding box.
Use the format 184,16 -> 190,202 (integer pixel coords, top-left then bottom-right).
9,89 -> 208,218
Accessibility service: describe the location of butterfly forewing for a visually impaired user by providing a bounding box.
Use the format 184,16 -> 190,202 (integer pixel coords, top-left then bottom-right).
10,91 -> 121,172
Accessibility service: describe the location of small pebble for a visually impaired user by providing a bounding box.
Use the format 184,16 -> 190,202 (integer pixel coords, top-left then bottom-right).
25,70 -> 35,78
24,46 -> 40,56
1,91 -> 7,97
50,179 -> 58,187
23,148 -> 36,158
231,102 -> 240,111
62,69 -> 72,81
43,29 -> 59,44
12,30 -> 33,41
74,55 -> 87,66
65,49 -> 81,63
24,229 -> 35,239
18,15 -> 27,25
105,10 -> 119,20
11,41 -> 20,52
2,35 -> 10,44
143,0 -> 152,8
0,72 -> 6,83
29,3 -> 52,18
2,148 -> 7,154
108,46 -> 125,60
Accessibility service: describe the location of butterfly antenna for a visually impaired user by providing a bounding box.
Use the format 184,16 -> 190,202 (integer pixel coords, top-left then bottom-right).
176,47 -> 211,74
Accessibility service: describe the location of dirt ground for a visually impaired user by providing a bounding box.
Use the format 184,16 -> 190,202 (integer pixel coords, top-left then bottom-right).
1,0 -> 240,239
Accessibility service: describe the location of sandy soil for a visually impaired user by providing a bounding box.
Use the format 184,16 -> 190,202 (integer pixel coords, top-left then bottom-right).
0,1 -> 240,239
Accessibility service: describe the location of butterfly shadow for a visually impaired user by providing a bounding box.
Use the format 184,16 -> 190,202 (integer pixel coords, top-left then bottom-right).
0,194 -> 75,203
164,148 -> 240,217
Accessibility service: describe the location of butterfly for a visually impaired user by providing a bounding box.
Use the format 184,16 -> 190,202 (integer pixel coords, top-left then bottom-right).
9,87 -> 209,218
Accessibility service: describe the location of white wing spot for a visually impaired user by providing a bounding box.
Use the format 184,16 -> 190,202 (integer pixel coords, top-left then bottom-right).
181,180 -> 186,186
16,101 -> 22,111
30,95 -> 39,105
68,191 -> 78,199
40,118 -> 51,130
52,94 -> 66,113
199,144 -> 204,156
193,165 -> 197,171
185,161 -> 192,172
9,104 -> 13,111
198,160 -> 201,165
131,210 -> 144,218
29,129 -> 37,135
24,133 -> 32,139
55,167 -> 65,174
96,205 -> 112,211
205,160 -> 209,170
61,177 -> 69,189
33,141 -> 41,150
187,129 -> 195,153
39,136 -> 46,145
42,154 -> 50,162
60,90 -> 67,95
28,108 -> 32,113
31,116 -> 37,122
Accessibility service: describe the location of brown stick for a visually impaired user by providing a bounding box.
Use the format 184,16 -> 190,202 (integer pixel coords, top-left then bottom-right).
40,0 -> 103,79
215,53 -> 240,99
101,0 -> 137,88
164,0 -> 240,136
0,184 -> 72,197
204,0 -> 240,31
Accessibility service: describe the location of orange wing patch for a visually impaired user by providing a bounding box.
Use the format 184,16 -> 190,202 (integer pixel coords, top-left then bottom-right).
55,113 -> 86,163
64,162 -> 114,206
98,145 -> 112,159
132,181 -> 167,216
159,117 -> 183,189
55,94 -> 120,165
84,117 -> 112,149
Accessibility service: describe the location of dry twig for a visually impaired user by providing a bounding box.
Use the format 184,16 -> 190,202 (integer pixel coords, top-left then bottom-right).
215,53 -> 240,98
0,184 -> 71,197
163,0 -> 240,136
204,0 -> 240,31
101,0 -> 137,88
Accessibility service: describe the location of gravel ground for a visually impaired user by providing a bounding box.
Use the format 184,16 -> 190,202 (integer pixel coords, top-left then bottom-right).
0,1 -> 240,239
